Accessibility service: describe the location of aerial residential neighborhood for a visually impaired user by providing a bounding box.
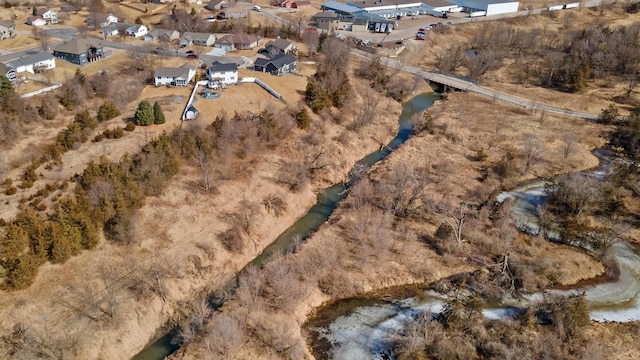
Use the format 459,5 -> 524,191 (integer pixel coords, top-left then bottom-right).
1,0 -> 640,360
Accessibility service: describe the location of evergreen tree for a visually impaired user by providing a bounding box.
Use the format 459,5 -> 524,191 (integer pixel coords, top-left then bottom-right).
153,101 -> 166,125
97,101 -> 120,122
295,108 -> 311,129
190,7 -> 196,15
135,100 -> 154,126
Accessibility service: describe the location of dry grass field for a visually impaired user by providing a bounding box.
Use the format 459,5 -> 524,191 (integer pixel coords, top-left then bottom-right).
400,4 -> 640,115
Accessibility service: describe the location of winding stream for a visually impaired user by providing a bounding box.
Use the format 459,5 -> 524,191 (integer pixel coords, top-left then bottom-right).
131,93 -> 440,360
306,150 -> 640,359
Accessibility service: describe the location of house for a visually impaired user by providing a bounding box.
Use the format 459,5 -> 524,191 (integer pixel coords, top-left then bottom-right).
206,0 -> 235,10
181,32 -> 216,47
26,16 -> 47,27
0,20 -> 15,40
126,24 -> 148,37
0,63 -> 17,83
254,53 -> 297,76
206,61 -> 238,86
219,6 -> 247,19
6,52 -> 56,74
52,38 -> 104,66
36,8 -> 58,24
154,64 -> 196,86
215,33 -> 262,51
264,38 -> 297,56
144,28 -> 180,42
312,12 -> 339,32
86,13 -> 119,29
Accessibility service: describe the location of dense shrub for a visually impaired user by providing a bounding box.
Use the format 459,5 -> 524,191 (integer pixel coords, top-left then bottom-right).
97,101 -> 120,122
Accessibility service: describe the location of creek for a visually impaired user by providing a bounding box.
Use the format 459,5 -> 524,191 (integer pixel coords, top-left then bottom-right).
131,93 -> 440,360
306,149 -> 640,359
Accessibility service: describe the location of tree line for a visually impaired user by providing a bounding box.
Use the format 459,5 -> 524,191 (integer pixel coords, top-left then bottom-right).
0,133 -> 179,289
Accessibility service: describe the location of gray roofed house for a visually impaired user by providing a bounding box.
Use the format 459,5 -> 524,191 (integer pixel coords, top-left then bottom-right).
181,32 -> 216,47
219,5 -> 247,19
264,38 -> 297,56
6,52 -> 55,74
144,28 -> 181,42
215,33 -> 263,51
154,64 -> 196,86
53,39 -> 104,65
254,53 -> 297,76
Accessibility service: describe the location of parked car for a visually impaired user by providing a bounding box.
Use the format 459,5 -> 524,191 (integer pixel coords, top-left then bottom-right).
206,16 -> 216,22
187,54 -> 199,59
186,50 -> 194,54
418,28 -> 425,32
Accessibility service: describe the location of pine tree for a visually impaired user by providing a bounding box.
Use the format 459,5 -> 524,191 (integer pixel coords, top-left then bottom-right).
97,101 -> 120,122
153,101 -> 166,125
135,100 -> 154,126
295,108 -> 311,129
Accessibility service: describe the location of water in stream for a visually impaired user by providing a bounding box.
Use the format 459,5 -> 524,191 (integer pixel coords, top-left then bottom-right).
307,149 -> 640,359
131,93 -> 440,360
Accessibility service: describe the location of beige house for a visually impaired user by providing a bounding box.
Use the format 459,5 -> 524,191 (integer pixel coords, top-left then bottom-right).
219,6 -> 247,19
313,12 -> 339,32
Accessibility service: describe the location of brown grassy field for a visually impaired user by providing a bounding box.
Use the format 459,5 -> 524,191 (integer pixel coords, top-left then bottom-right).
0,54 -> 432,359
400,4 -> 640,115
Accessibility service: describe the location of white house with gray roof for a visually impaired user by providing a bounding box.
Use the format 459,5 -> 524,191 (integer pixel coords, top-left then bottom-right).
6,52 -> 55,74
154,64 -> 196,86
206,61 -> 238,86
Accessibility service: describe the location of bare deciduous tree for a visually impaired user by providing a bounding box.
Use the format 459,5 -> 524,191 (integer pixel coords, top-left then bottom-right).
302,27 -> 319,56
202,313 -> 245,358
561,132 -> 577,171
522,133 -> 545,176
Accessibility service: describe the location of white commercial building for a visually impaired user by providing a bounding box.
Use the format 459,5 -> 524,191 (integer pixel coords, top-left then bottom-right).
452,0 -> 519,15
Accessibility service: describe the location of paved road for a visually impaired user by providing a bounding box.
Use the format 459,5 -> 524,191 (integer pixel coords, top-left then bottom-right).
0,28 -> 76,61
352,49 -> 599,120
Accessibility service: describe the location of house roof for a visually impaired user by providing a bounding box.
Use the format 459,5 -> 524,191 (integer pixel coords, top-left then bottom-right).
6,52 -> 55,68
0,20 -> 14,28
104,22 -> 136,33
0,63 -> 13,74
26,16 -> 45,24
209,61 -> 238,72
256,53 -> 296,68
35,8 -> 52,16
224,33 -> 261,46
321,1 -> 363,14
147,28 -> 179,38
265,38 -> 292,51
53,38 -> 102,55
206,0 -> 225,8
221,5 -> 246,14
314,11 -> 339,19
155,64 -> 195,78
127,24 -> 146,32
183,32 -> 214,41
